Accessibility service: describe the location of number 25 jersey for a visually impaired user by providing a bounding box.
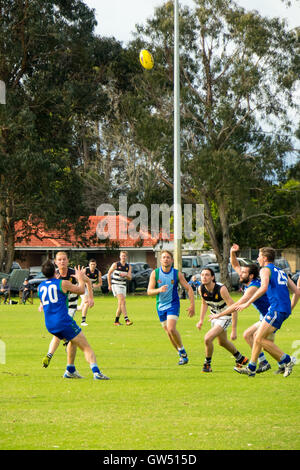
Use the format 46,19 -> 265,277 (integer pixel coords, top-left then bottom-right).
265,263 -> 291,315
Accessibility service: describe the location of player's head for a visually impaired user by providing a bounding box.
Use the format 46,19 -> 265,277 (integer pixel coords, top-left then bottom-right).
239,264 -> 260,284
200,267 -> 215,285
55,251 -> 69,269
258,247 -> 275,266
120,251 -> 128,262
160,250 -> 173,268
89,258 -> 97,269
42,260 -> 56,278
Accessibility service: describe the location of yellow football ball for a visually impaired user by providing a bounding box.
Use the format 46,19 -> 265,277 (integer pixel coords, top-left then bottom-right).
139,49 -> 154,70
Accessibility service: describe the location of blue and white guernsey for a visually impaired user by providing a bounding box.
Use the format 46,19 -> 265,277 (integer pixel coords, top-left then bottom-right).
265,263 -> 291,315
243,279 -> 270,321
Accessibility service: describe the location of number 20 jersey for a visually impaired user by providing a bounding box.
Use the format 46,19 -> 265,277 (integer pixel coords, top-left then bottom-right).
38,278 -> 69,333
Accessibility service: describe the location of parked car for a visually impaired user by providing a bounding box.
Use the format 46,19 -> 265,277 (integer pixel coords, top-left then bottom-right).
202,263 -> 240,289
11,261 -> 22,271
2,261 -> 22,274
274,258 -> 292,277
28,271 -> 47,291
29,266 -> 43,278
182,254 -> 216,281
101,262 -> 153,294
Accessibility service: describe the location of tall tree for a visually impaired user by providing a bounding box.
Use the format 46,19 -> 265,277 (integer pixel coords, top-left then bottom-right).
116,0 -> 299,285
0,0 -> 107,271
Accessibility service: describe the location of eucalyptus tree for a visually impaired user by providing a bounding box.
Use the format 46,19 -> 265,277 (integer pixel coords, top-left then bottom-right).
0,0 -> 107,271
120,0 -> 299,285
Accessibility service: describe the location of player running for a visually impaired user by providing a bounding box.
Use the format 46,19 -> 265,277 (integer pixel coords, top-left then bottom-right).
209,244 -> 272,373
147,250 -> 195,365
38,260 -> 109,380
107,251 -> 133,326
235,247 -> 300,377
197,267 -> 248,372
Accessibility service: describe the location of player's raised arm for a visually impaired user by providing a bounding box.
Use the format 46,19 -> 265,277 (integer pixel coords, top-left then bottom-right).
61,266 -> 85,296
230,244 -> 242,276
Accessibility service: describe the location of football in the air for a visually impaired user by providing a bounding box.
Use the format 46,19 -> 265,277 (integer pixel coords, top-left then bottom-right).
139,49 -> 154,70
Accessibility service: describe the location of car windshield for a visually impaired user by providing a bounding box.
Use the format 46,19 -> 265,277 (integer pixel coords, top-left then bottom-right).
182,259 -> 192,268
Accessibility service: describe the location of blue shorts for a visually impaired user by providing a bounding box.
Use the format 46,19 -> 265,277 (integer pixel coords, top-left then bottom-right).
47,318 -> 82,341
264,310 -> 290,331
157,305 -> 180,324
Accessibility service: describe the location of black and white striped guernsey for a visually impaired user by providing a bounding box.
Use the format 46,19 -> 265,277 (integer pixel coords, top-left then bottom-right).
111,262 -> 129,286
200,282 -> 229,315
56,267 -> 78,317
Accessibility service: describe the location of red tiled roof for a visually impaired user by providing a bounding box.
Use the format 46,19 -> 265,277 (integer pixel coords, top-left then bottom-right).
14,215 -> 171,249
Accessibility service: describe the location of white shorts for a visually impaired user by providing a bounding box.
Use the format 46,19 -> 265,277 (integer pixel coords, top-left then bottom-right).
80,287 -> 89,299
211,316 -> 232,331
112,284 -> 127,297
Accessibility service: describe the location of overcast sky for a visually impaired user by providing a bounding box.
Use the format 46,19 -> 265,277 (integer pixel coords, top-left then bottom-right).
83,0 -> 299,43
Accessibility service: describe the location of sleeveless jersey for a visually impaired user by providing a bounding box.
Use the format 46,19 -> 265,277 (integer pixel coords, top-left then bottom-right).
243,278 -> 270,320
38,278 -> 69,333
85,267 -> 100,286
155,267 -> 179,311
111,262 -> 129,287
56,267 -> 78,317
200,282 -> 229,316
265,263 -> 291,315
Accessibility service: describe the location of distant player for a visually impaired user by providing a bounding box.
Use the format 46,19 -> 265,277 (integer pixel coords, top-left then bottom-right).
209,244 -> 272,373
38,260 -> 109,380
197,267 -> 248,372
107,251 -> 133,326
147,250 -> 195,365
78,259 -> 102,326
235,247 -> 300,377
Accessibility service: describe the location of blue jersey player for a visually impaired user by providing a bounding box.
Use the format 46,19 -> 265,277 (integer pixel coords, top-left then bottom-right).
236,247 -> 300,377
38,260 -> 109,380
210,244 -> 272,373
147,250 -> 195,365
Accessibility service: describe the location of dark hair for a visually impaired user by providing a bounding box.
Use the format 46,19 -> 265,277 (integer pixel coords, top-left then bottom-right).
201,267 -> 215,279
89,258 -> 96,263
247,264 -> 260,279
42,260 -> 56,278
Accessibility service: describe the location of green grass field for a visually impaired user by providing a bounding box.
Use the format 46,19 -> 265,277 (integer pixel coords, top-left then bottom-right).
0,292 -> 299,450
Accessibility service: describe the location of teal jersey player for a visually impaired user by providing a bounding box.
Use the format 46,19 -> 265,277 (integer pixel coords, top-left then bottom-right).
148,250 -> 195,365
155,266 -> 180,312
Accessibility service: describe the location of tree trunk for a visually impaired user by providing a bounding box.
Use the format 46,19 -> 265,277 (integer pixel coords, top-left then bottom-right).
217,196 -> 231,289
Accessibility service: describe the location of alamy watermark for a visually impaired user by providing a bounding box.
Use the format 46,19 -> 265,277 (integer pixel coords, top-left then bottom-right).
95,196 -> 204,247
